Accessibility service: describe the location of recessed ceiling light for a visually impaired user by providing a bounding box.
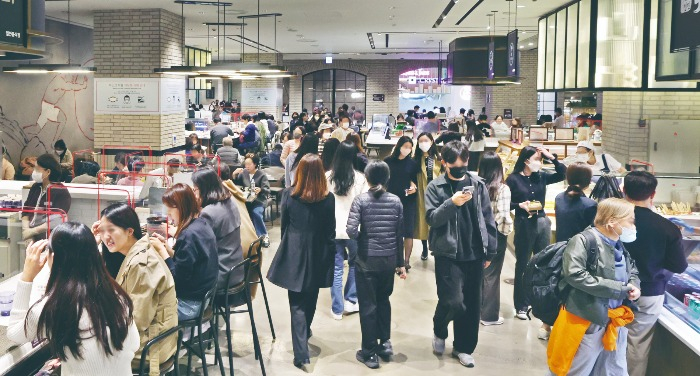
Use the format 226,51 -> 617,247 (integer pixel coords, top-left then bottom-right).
517,5 -> 525,8
519,45 -> 524,48
550,26 -> 555,28
521,31 -> 527,34
378,33 -> 382,35
528,42 -> 534,46
487,26 -> 491,29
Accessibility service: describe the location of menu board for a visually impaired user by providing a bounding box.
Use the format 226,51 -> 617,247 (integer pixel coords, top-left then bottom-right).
0,0 -> 25,46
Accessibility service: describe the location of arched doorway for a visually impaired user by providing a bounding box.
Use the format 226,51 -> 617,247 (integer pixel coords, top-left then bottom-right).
302,69 -> 366,116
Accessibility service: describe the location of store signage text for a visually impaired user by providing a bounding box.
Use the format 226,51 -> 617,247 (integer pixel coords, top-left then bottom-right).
672,0 -> 700,52
0,0 -> 25,46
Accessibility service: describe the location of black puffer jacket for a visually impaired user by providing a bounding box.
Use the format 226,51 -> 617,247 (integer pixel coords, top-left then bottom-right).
346,191 -> 404,265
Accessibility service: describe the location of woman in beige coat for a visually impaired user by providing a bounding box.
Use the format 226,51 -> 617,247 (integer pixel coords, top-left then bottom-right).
92,203 -> 177,375
413,132 -> 442,261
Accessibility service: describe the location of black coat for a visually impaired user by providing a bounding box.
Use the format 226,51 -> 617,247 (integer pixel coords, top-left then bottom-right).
267,188 -> 336,292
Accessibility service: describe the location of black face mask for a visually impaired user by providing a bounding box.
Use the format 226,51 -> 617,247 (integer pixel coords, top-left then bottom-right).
448,166 -> 468,179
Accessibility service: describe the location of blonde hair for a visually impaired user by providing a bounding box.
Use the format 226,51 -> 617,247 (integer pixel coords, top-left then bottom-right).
593,198 -> 634,228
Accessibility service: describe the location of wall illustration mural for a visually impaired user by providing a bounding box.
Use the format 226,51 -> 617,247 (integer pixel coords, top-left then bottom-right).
0,20 -> 94,168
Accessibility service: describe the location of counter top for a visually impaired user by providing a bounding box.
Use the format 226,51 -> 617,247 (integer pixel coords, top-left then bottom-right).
659,307 -> 700,356
0,181 -> 140,201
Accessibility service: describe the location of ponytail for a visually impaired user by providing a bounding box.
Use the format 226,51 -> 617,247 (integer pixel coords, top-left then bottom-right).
566,184 -> 585,198
369,183 -> 386,199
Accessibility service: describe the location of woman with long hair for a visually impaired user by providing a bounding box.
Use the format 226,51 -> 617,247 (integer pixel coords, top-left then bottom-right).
92,203 -> 177,373
505,146 -> 566,332
413,132 -> 441,260
327,141 -> 368,320
478,152 -> 513,326
285,133 -> 319,188
384,136 -> 419,270
192,167 -> 244,288
8,222 -> 139,374
346,161 -> 407,369
267,154 -> 336,369
21,153 -> 72,241
555,162 -> 597,242
321,138 -> 341,171
149,184 -> 219,321
346,133 -> 369,172
465,120 -> 485,171
53,139 -> 73,182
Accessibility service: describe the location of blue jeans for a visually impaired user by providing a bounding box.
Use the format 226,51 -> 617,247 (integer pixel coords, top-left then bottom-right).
247,201 -> 267,236
178,298 -> 202,321
332,239 -> 358,315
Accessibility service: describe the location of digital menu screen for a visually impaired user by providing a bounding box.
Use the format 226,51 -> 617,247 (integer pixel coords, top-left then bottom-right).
0,0 -> 25,46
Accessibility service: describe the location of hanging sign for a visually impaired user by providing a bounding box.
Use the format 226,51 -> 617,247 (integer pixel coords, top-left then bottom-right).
487,41 -> 495,80
671,0 -> 700,52
0,0 -> 26,46
507,29 -> 519,77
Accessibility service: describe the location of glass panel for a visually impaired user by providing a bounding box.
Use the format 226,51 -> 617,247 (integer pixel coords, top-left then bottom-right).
577,0 -> 591,88
565,3 -> 579,88
336,70 -> 347,80
545,15 -> 556,89
194,50 -> 201,67
595,0 -> 644,88
188,49 -> 195,66
554,10 -> 567,89
537,19 -> 547,90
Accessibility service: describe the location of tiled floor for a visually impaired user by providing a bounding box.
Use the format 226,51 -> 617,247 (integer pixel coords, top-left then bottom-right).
183,222 -> 549,375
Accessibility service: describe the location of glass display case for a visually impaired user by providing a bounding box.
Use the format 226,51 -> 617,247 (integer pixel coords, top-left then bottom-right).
664,218 -> 700,333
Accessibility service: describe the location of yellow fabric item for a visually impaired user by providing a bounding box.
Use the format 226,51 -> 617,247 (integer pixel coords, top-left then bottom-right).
547,306 -> 635,376
547,307 -> 590,376
603,305 -> 635,351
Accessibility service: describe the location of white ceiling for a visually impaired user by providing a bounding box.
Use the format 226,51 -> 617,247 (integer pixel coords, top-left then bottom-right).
46,0 -> 569,60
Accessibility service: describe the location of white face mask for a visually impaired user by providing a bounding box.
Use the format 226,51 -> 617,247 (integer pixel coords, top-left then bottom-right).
419,142 -> 432,153
612,223 -> 637,243
528,160 -> 542,172
341,122 -> 350,129
322,132 -> 331,139
32,170 -> 44,183
400,148 -> 411,157
576,153 -> 589,163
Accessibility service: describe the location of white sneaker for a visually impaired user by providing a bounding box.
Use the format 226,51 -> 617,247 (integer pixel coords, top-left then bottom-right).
515,310 -> 528,320
452,351 -> 475,368
331,309 -> 343,320
538,327 -> 550,340
480,317 -> 505,326
432,335 -> 445,355
344,300 -> 359,313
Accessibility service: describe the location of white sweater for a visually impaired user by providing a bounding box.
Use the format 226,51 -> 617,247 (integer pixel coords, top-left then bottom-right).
326,170 -> 368,239
7,280 -> 140,376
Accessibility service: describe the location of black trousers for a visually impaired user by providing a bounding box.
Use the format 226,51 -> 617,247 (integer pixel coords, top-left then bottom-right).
512,216 -> 551,311
288,288 -> 320,360
356,266 -> 395,356
433,257 -> 483,354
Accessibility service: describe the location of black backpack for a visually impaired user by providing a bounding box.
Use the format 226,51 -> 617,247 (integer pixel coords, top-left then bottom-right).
524,230 -> 599,326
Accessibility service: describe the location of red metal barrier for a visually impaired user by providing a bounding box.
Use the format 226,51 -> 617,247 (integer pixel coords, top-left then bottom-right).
2,207 -> 69,239
100,145 -> 153,170
47,184 -> 134,218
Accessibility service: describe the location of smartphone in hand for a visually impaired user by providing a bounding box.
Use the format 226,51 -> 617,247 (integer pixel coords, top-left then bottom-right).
462,186 -> 474,195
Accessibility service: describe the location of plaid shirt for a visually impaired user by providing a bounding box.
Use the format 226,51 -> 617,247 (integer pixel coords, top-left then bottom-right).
492,183 -> 514,235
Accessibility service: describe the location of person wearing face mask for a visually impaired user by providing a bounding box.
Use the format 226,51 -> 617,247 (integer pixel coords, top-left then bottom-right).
91,203 -> 177,375
547,198 -> 641,376
575,141 -> 627,175
332,114 -> 354,141
554,162 -> 598,243
384,136 -> 419,271
22,154 -> 72,241
317,122 -> 334,155
233,154 -> 271,247
424,141 -> 498,368
506,146 -> 566,325
53,139 -> 73,182
622,172 -> 688,376
413,132 -> 442,261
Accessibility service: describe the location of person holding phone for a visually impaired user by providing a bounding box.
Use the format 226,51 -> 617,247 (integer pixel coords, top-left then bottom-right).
425,141 -> 498,368
384,136 -> 419,270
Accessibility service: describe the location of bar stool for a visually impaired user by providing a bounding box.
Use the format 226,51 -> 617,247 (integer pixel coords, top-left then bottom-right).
214,243 -> 266,375
246,237 -> 276,341
137,326 -> 183,376
178,284 -> 225,376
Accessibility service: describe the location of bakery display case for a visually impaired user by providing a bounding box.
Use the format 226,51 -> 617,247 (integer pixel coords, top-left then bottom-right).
665,216 -> 700,334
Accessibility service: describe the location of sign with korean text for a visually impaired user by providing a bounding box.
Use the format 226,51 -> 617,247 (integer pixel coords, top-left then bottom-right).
95,79 -> 161,114
160,78 -> 186,114
487,41 -> 495,80
0,0 -> 25,46
507,29 -> 519,77
671,0 -> 700,52
372,94 -> 385,102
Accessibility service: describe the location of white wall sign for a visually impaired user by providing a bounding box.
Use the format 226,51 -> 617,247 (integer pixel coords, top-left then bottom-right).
95,78 -> 186,115
242,87 -> 277,106
161,78 -> 186,114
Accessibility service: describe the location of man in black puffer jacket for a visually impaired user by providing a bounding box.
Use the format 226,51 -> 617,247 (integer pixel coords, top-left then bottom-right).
425,141 -> 497,369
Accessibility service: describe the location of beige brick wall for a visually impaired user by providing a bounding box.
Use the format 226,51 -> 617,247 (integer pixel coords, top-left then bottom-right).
485,49 -> 538,123
602,91 -> 700,164
93,9 -> 185,150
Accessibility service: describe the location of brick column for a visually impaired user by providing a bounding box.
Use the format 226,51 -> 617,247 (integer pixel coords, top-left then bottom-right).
93,9 -> 185,151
